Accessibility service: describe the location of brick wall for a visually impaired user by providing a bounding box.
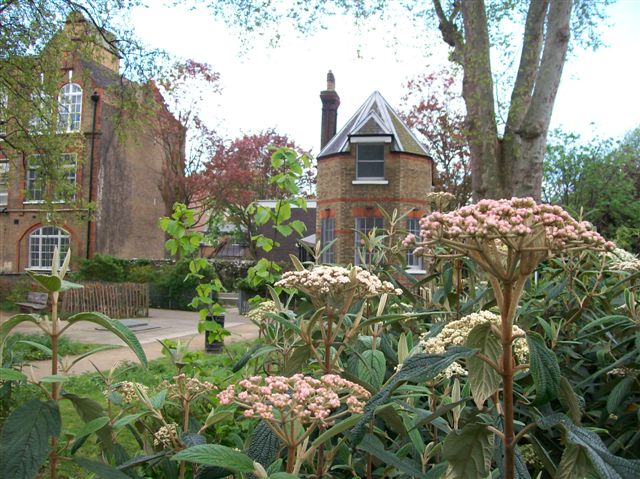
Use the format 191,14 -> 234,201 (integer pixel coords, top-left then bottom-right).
316,147 -> 432,264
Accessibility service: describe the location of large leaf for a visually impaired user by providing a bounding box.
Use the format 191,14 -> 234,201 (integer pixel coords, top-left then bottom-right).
172,444 -> 255,472
556,444 -> 598,479
357,433 -> 428,478
0,314 -> 43,354
26,270 -> 61,292
442,423 -> 492,478
0,368 -> 27,382
63,392 -> 114,453
465,323 -> 501,409
526,332 -> 560,405
246,420 -> 282,467
65,312 -> 147,367
537,413 -> 640,479
350,347 -> 475,446
606,376 -> 634,414
0,399 -> 61,479
357,349 -> 386,389
74,457 -> 132,479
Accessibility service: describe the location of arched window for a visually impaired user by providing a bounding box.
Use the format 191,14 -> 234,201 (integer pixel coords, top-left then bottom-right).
57,83 -> 82,133
28,226 -> 70,270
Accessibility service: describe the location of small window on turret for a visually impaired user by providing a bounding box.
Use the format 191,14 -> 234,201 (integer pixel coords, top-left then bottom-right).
356,144 -> 384,179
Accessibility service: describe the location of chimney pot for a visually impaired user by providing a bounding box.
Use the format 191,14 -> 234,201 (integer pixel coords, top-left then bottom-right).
327,70 -> 335,91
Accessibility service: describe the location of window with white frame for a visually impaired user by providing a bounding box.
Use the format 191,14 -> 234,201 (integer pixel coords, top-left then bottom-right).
28,226 -> 70,270
0,160 -> 8,206
30,92 -> 52,133
25,154 -> 77,203
406,218 -> 423,271
356,144 -> 385,179
354,216 -> 383,265
57,83 -> 82,133
320,217 -> 335,263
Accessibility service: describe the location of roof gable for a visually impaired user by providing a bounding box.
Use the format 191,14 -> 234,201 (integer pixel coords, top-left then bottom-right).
318,91 -> 429,158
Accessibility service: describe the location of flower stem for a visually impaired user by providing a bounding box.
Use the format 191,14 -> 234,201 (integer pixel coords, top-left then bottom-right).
501,282 -> 515,479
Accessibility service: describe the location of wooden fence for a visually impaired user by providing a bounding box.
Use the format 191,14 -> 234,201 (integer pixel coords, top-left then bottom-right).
61,282 -> 149,319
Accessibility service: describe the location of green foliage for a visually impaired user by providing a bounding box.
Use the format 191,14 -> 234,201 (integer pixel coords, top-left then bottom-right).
2,332 -> 106,363
0,399 -> 61,479
544,129 -> 640,250
526,332 -> 561,405
75,254 -> 129,282
443,423 -> 493,478
465,323 -> 501,409
172,444 -> 255,472
65,312 -> 147,367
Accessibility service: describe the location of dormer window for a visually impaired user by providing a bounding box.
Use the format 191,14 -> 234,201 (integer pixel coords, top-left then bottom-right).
356,144 -> 384,179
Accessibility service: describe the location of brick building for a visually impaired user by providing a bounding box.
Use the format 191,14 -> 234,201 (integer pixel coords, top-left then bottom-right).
0,14 -> 183,273
316,72 -> 433,268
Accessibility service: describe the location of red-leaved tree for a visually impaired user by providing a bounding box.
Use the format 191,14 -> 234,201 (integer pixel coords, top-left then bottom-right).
401,68 -> 471,206
193,129 -> 313,257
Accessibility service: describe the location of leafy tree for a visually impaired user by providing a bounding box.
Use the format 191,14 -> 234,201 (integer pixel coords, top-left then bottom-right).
154,60 -> 222,213
543,129 -> 640,249
400,68 -> 471,205
0,2 -> 165,215
192,130 -> 314,257
198,0 -> 610,201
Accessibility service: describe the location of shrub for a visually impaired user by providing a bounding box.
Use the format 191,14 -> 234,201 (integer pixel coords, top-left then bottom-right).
75,254 -> 129,282
150,259 -> 218,310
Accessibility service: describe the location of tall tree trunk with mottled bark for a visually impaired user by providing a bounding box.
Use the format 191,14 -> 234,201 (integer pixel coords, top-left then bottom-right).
434,0 -> 572,201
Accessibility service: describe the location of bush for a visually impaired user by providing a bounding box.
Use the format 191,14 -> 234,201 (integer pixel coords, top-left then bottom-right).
74,254 -> 129,282
211,259 -> 256,290
149,259 -> 218,310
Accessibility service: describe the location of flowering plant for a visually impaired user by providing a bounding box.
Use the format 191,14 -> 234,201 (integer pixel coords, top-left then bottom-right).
409,198 -> 615,478
218,374 -> 370,473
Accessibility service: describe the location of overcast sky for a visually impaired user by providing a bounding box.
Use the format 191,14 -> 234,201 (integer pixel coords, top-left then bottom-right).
130,1 -> 640,154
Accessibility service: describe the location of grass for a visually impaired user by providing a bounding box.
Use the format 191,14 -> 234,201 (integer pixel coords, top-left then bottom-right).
2,340 -> 254,478
2,332 -> 110,362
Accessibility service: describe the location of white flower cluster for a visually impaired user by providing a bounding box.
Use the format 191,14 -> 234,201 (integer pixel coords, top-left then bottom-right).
107,381 -> 148,404
153,423 -> 178,448
606,248 -> 640,273
275,265 -> 402,302
418,311 -> 529,379
247,300 -> 279,323
160,374 -> 214,400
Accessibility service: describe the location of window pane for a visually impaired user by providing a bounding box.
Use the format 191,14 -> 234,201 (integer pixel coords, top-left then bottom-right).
321,217 -> 335,263
0,161 -> 8,205
58,84 -> 82,133
406,218 -> 423,270
28,227 -> 70,270
354,216 -> 384,265
356,144 -> 384,179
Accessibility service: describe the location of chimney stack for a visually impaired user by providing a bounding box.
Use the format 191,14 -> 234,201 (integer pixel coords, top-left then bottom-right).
320,70 -> 340,150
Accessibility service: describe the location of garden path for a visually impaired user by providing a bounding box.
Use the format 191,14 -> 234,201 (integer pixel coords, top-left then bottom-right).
0,308 -> 259,379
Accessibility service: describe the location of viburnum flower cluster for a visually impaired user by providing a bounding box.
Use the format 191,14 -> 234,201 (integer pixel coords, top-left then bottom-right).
159,374 -> 214,401
606,248 -> 640,273
153,423 -> 178,448
218,374 -> 370,425
417,311 -> 528,379
247,300 -> 279,323
107,381 -> 148,404
275,265 -> 401,304
409,197 -> 614,280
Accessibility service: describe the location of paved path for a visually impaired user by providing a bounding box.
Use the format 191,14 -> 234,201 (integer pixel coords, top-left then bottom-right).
0,308 -> 259,379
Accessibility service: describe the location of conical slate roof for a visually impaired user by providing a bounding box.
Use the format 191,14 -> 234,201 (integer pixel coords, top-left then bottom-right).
318,91 -> 429,158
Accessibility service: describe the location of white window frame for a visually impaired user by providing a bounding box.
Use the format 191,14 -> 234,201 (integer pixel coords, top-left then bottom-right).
0,160 -> 8,206
24,154 -> 77,204
356,143 -> 385,180
354,216 -> 383,265
28,226 -> 70,271
30,92 -> 52,134
406,218 -> 424,273
57,83 -> 83,133
320,216 -> 335,263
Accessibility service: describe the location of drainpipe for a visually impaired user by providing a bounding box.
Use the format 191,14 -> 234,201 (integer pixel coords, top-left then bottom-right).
86,91 -> 99,259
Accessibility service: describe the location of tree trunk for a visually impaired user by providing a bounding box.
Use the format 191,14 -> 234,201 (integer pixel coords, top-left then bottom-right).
434,0 -> 573,201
